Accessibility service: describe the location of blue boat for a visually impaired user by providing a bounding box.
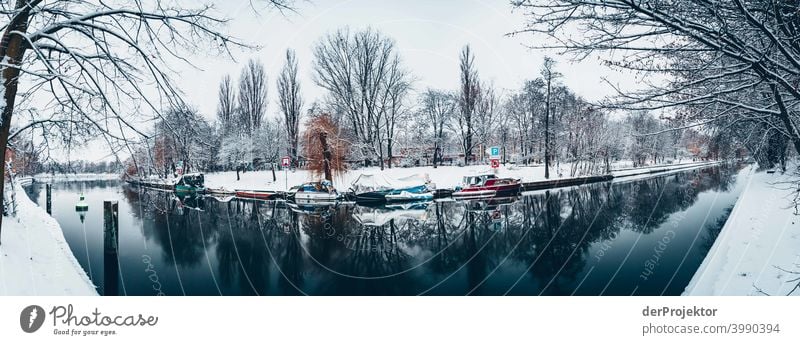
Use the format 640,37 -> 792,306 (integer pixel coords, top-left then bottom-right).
385,185 -> 433,202
350,173 -> 434,204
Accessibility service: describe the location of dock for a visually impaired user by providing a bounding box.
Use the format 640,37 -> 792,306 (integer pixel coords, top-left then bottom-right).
521,174 -> 614,191
125,178 -> 174,191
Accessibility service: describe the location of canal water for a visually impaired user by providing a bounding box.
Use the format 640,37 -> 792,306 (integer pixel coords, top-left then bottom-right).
24,164 -> 747,296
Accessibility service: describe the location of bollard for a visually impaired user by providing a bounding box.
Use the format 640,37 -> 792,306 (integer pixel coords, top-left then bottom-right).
103,200 -> 119,296
46,184 -> 52,215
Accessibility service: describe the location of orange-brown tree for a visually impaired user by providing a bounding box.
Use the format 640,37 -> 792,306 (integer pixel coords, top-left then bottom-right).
302,114 -> 348,183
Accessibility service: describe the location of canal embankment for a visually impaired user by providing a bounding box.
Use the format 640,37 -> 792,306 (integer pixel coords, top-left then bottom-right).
203,160 -> 724,194
684,164 -> 800,296
0,184 -> 98,296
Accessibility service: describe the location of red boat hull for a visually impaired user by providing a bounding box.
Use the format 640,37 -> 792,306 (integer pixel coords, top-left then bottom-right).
452,179 -> 521,199
235,190 -> 275,200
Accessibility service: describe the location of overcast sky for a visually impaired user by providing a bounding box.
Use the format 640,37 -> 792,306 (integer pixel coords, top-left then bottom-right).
181,0 -> 638,117
82,0 -> 640,161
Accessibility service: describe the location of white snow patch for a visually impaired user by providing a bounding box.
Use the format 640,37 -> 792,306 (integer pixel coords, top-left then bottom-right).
0,184 -> 98,296
33,173 -> 120,182
685,165 -> 800,296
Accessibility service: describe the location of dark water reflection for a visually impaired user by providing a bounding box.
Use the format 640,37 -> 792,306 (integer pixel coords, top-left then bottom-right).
25,164 -> 747,295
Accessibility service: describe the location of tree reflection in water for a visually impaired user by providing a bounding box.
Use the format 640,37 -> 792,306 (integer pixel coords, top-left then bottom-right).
104,164 -> 741,295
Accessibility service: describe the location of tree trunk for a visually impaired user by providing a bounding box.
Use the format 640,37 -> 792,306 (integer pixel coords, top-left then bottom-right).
544,108 -> 550,179
378,144 -> 385,171
387,138 -> 393,169
770,84 -> 800,155
433,145 -> 439,168
290,141 -> 298,169
465,125 -> 472,166
0,0 -> 36,241
319,132 -> 333,182
544,76 -> 551,179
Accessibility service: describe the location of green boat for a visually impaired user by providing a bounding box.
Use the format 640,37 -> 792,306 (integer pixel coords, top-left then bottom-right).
174,173 -> 206,194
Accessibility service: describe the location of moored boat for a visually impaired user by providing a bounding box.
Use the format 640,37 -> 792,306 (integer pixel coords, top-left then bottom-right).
350,173 -> 435,204
206,187 -> 236,195
291,180 -> 340,202
452,174 -> 521,199
174,173 -> 205,194
235,190 -> 276,200
125,177 -> 174,190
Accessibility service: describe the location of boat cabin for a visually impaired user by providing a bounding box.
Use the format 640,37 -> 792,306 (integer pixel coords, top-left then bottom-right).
300,180 -> 336,193
177,173 -> 204,187
462,174 -> 498,187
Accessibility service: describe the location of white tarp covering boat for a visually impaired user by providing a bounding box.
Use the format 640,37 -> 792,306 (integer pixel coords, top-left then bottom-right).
350,173 -> 433,194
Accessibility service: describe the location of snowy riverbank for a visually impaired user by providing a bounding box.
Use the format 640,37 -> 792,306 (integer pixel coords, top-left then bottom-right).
205,160 -> 722,192
33,172 -> 119,182
0,185 -> 98,296
684,165 -> 800,296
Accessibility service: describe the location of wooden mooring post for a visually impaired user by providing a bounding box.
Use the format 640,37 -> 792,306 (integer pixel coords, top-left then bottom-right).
46,183 -> 52,214
103,200 -> 119,296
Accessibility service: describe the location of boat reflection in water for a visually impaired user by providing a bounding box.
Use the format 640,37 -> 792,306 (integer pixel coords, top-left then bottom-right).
25,164 -> 746,296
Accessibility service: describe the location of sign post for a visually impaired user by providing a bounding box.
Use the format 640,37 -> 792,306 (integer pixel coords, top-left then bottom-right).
488,146 -> 501,172
281,156 -> 291,190
489,146 -> 501,160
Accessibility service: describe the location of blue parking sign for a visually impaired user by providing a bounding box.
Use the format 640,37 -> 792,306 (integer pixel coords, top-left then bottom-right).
489,146 -> 500,159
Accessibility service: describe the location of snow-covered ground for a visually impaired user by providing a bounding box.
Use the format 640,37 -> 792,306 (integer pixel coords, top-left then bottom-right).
205,160 -> 722,192
611,160 -> 721,178
685,165 -> 800,296
0,185 -> 98,296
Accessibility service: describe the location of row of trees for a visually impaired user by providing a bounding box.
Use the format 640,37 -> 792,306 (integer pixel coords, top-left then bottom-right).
125,27 -> 718,179
509,0 -> 800,169
307,28 -> 716,176
0,0 -> 299,231
412,53 -> 713,177
12,24 -> 720,181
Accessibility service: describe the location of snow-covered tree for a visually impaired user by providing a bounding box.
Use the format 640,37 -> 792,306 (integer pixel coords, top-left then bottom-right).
217,74 -> 237,137
541,56 -> 560,178
312,27 -> 411,169
152,107 -> 215,176
420,89 -> 455,168
277,49 -> 303,168
0,0 -> 294,234
454,45 -> 480,165
237,59 -> 269,135
511,0 -> 800,159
